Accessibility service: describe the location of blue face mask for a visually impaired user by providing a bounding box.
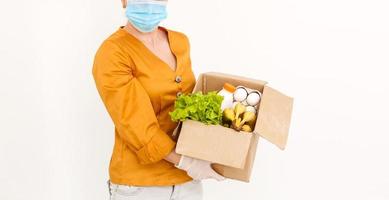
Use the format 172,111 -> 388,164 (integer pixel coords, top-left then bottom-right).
125,1 -> 168,33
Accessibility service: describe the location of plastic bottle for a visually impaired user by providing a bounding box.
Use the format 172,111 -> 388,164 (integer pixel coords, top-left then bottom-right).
218,83 -> 236,111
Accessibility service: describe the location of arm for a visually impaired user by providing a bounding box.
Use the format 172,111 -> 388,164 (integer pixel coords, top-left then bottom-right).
93,40 -> 176,165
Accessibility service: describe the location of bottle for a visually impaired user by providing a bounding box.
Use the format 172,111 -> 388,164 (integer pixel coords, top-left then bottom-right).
218,83 -> 236,111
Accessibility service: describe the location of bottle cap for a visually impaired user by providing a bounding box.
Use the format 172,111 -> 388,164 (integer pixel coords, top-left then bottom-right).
223,83 -> 236,93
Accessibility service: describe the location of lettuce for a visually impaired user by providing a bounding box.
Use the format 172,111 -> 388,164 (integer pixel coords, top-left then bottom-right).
169,91 -> 223,125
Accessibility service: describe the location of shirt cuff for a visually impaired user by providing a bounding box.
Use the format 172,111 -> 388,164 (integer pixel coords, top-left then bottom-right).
135,129 -> 176,165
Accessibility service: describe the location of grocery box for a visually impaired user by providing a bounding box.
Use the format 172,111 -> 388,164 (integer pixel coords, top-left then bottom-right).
175,72 -> 293,182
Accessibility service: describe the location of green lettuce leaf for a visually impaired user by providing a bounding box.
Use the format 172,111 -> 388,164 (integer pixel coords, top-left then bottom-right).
169,91 -> 223,125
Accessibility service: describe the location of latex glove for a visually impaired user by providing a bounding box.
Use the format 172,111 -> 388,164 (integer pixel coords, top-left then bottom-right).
175,155 -> 225,181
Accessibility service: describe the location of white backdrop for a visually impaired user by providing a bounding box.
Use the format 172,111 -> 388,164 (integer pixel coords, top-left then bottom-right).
1,0 -> 389,199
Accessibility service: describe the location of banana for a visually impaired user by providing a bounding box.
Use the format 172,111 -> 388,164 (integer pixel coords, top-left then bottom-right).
246,115 -> 256,130
222,101 -> 257,132
222,108 -> 235,122
241,124 -> 252,132
232,117 -> 242,131
240,111 -> 256,126
234,102 -> 246,120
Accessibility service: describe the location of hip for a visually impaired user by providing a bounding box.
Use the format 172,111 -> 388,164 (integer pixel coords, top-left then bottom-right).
107,179 -> 203,200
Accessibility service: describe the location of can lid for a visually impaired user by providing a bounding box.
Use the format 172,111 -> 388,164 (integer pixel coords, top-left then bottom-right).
223,83 -> 236,93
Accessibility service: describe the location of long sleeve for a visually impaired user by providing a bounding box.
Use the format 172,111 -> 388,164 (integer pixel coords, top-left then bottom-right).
92,40 -> 176,165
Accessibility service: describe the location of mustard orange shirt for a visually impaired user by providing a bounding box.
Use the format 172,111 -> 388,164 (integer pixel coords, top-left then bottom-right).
92,27 -> 196,186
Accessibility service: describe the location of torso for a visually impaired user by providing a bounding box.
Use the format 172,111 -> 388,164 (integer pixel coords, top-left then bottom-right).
146,29 -> 177,72
95,27 -> 197,185
125,26 -> 177,72
113,26 -> 196,134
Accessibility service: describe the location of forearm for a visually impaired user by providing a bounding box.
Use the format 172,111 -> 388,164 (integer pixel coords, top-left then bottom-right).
164,149 -> 182,165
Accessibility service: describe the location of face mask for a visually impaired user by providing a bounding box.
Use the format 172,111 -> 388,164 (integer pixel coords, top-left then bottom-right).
125,0 -> 168,33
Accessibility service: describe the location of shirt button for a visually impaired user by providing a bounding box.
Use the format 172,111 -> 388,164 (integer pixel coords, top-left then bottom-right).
176,92 -> 183,97
175,75 -> 182,83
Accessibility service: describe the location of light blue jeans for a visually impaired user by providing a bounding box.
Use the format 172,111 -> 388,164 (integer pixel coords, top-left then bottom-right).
108,180 -> 203,200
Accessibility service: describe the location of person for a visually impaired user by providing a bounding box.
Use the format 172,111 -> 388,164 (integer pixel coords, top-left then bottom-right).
92,0 -> 225,199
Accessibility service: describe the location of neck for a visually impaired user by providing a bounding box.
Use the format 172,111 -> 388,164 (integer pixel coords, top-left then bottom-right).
124,22 -> 159,42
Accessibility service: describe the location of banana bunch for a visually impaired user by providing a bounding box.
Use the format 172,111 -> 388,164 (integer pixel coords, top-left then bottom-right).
222,102 -> 256,132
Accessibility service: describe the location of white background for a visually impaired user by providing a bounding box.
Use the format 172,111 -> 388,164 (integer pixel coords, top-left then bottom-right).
1,0 -> 388,199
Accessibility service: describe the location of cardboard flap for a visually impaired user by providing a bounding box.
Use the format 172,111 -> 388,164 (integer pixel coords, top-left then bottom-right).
200,72 -> 268,93
191,73 -> 204,93
256,85 -> 293,150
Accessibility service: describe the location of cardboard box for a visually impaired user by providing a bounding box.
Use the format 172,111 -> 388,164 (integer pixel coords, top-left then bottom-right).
175,72 -> 294,182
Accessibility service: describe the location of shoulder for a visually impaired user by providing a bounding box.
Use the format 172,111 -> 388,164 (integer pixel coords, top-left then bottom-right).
164,28 -> 191,54
93,29 -> 133,73
166,29 -> 190,45
94,28 -> 135,67
96,29 -> 128,56
168,29 -> 189,41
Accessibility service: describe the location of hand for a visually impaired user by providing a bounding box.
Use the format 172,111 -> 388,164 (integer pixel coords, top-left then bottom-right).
175,155 -> 226,181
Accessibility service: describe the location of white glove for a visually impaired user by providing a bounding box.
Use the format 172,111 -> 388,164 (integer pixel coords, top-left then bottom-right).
175,155 -> 226,181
